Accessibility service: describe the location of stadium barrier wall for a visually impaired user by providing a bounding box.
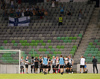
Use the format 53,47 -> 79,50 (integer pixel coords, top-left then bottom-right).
77,64 -> 100,73
0,64 -> 53,74
0,64 -> 100,73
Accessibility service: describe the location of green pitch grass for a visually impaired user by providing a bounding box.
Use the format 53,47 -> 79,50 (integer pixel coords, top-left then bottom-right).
0,74 -> 100,79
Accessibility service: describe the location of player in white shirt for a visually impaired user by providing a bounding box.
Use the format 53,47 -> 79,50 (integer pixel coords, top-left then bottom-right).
56,56 -> 59,73
25,56 -> 29,74
20,56 -> 25,74
80,56 -> 85,73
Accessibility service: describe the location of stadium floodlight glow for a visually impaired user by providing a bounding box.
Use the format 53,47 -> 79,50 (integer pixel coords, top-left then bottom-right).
0,50 -> 21,74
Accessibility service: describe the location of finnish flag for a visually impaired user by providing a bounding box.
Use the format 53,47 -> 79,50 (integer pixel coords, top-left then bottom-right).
9,17 -> 30,26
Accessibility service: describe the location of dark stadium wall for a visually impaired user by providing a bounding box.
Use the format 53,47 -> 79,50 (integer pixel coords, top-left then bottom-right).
22,0 -> 44,5
60,0 -> 88,2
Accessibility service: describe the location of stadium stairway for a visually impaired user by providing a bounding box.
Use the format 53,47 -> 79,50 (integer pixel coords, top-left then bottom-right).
73,8 -> 100,72
74,8 -> 100,63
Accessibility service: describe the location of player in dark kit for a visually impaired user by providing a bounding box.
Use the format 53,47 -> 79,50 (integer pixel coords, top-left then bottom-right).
68,55 -> 74,73
92,56 -> 98,74
48,56 -> 51,73
31,56 -> 35,73
39,56 -> 43,73
34,57 -> 39,73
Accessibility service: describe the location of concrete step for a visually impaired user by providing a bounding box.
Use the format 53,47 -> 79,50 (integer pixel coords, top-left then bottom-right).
74,8 -> 99,64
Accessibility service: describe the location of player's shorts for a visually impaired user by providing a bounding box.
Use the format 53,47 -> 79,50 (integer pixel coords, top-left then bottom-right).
60,65 -> 64,68
48,65 -> 51,69
35,64 -> 38,68
31,65 -> 34,68
68,65 -> 72,68
20,66 -> 24,69
25,64 -> 28,68
65,64 -> 69,68
80,65 -> 85,68
40,64 -> 43,68
56,64 -> 59,68
84,65 -> 87,68
52,65 -> 56,68
43,65 -> 48,68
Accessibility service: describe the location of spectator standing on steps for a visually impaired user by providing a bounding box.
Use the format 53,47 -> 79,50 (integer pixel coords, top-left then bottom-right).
58,15 -> 63,26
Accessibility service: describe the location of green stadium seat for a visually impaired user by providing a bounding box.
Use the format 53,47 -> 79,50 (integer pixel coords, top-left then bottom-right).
57,45 -> 60,49
57,37 -> 60,40
78,34 -> 82,38
69,37 -> 73,40
42,43 -> 46,46
31,40 -> 35,43
91,48 -> 95,51
73,37 -> 77,40
48,40 -> 51,43
97,42 -> 100,45
29,51 -> 33,54
45,51 -> 49,54
36,40 -> 39,43
34,51 -> 37,54
0,46 -> 4,49
4,40 -> 7,44
43,48 -> 47,52
73,45 -> 77,48
88,45 -> 92,48
23,40 -> 27,43
61,46 -> 64,49
68,40 -> 72,43
86,48 -> 91,51
61,37 -> 65,40
51,48 -> 55,52
94,39 -> 98,43
40,40 -> 43,43
95,48 -> 99,51
22,43 -> 26,46
39,48 -> 43,52
65,37 -> 69,40
26,43 -> 30,46
63,40 -> 68,43
58,51 -> 61,54
89,42 -> 93,45
48,46 -> 52,49
54,51 -> 57,54
12,40 -> 15,43
30,43 -> 34,46
13,43 -> 18,46
20,40 -> 23,43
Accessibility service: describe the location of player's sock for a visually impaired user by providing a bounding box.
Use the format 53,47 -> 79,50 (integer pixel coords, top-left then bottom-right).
23,69 -> 24,74
31,68 -> 32,73
55,69 -> 56,73
53,69 -> 55,73
68,69 -> 70,73
61,72 -> 63,75
66,70 -> 67,73
20,69 -> 22,74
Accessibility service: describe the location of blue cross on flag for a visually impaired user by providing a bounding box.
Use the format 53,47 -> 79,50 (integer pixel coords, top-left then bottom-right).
9,17 -> 30,26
